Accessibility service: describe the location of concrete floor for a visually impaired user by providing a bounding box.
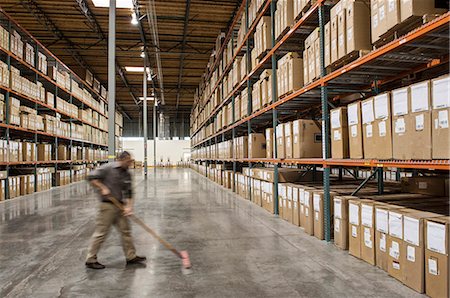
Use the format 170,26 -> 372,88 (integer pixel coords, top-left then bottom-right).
0,168 -> 424,298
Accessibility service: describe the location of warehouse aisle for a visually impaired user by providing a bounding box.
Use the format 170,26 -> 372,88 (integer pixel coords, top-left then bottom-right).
0,168 -> 423,298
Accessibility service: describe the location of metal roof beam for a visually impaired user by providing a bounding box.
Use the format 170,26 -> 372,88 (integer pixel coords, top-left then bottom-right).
175,0 -> 191,117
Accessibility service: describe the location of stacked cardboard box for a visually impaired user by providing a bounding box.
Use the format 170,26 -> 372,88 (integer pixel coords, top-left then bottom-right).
9,97 -> 21,126
331,107 -> 349,159
371,0 -> 446,44
37,144 -> 52,161
277,52 -> 304,98
275,0 -> 295,40
0,25 -> 9,50
254,16 -> 272,58
304,28 -> 319,84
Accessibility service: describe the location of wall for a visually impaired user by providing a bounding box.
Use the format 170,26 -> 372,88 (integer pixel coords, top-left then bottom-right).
122,138 -> 191,166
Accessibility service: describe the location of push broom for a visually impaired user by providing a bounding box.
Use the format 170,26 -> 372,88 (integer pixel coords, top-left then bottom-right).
108,196 -> 192,273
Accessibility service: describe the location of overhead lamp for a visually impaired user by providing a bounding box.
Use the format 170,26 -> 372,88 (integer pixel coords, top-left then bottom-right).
139,97 -> 155,101
125,66 -> 145,72
140,51 -> 145,58
131,12 -> 139,25
92,0 -> 133,8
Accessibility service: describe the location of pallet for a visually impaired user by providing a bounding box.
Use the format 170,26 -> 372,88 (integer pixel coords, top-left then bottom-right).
278,90 -> 294,100
326,49 -> 371,73
300,0 -> 318,17
275,26 -> 291,44
373,14 -> 441,49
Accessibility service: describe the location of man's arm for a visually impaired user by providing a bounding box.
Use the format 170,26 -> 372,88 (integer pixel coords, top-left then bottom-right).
87,165 -> 110,196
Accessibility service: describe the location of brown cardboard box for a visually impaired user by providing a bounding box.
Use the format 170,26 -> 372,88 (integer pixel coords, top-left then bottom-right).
386,0 -> 401,31
334,195 -> 354,250
278,183 -> 288,220
349,198 -> 362,258
276,124 -> 286,159
303,49 -> 309,85
324,21 -> 331,67
387,208 -> 405,281
286,184 -> 295,223
401,0 -> 447,23
331,107 -> 349,159
292,119 -> 322,158
392,86 -> 411,159
253,179 -> 262,206
284,122 -> 293,159
337,9 -> 347,60
346,0 -> 371,54
331,15 -> 339,64
431,75 -> 450,159
266,128 -> 274,158
401,177 -> 448,197
362,94 -> 393,159
347,101 -> 364,159
409,80 -> 432,159
402,210 -> 442,293
313,190 -> 337,240
58,145 -> 67,160
248,133 -> 266,158
377,0 -> 388,37
304,188 -> 315,235
314,38 -> 320,81
425,217 -> 450,298
360,200 -> 376,265
260,70 -> 273,107
370,0 -> 380,43
299,186 -> 315,229
375,203 -> 391,271
291,184 -> 300,226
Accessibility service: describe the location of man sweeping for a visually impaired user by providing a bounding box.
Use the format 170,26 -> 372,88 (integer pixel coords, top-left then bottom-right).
85,151 -> 146,269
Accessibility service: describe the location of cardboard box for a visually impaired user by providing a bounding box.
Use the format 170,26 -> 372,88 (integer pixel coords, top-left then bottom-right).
386,0 -> 401,31
401,177 -> 448,197
346,0 -> 371,54
337,9 -> 347,59
292,119 -> 322,158
401,0 -> 447,23
303,188 -> 315,235
371,0 -> 380,43
360,200 -> 376,265
266,128 -> 274,158
425,217 -> 450,298
291,184 -> 300,226
349,198 -> 362,258
276,124 -> 286,159
402,210 -> 442,293
334,195 -> 354,250
248,133 -> 266,158
252,179 -> 262,206
362,93 -> 393,159
260,70 -> 273,106
392,86 -> 411,159
375,203 -> 392,271
284,122 -> 293,159
410,81 -> 432,159
377,0 -> 388,37
331,15 -> 339,64
324,21 -> 331,67
331,107 -> 349,159
299,186 -> 315,229
387,208 -> 404,281
431,75 -> 450,159
58,145 -> 67,160
347,101 -> 364,159
313,190 -> 337,240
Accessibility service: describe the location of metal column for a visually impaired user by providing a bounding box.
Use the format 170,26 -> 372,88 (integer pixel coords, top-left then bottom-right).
153,93 -> 157,169
245,0 -> 252,201
143,56 -> 148,177
270,0 -> 279,215
107,0 -> 116,161
319,4 -> 331,242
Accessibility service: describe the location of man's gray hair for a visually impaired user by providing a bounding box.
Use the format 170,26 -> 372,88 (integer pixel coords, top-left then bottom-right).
118,151 -> 132,160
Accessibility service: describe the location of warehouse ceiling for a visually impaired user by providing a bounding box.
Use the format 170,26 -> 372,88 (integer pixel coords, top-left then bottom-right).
1,0 -> 240,119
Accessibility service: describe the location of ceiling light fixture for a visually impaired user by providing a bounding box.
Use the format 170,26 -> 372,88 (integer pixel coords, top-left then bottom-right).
139,97 -> 155,101
91,0 -> 133,8
140,51 -> 145,58
125,66 -> 145,72
131,12 -> 139,25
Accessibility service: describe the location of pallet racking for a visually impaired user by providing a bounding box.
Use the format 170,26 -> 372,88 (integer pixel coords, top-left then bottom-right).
190,0 -> 450,241
0,8 -> 122,200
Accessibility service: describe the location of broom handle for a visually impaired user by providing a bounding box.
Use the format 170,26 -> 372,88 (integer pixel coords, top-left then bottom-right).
107,196 -> 182,259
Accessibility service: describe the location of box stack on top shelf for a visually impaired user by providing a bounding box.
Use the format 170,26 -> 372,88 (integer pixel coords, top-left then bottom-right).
0,10 -> 123,200
190,0 -> 449,297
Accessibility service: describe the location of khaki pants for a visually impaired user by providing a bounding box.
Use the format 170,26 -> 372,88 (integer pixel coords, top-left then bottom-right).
86,202 -> 136,263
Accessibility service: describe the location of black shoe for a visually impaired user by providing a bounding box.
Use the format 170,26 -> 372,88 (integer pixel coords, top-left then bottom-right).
126,256 -> 147,264
85,262 -> 106,269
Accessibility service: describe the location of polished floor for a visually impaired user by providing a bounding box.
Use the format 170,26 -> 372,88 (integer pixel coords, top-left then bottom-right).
0,168 -> 423,298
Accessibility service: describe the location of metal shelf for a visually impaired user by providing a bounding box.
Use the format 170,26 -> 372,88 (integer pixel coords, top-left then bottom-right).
192,158 -> 450,171
192,12 -> 450,147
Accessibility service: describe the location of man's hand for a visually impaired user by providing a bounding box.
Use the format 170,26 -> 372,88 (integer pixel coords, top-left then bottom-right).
100,187 -> 111,197
123,206 -> 133,216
